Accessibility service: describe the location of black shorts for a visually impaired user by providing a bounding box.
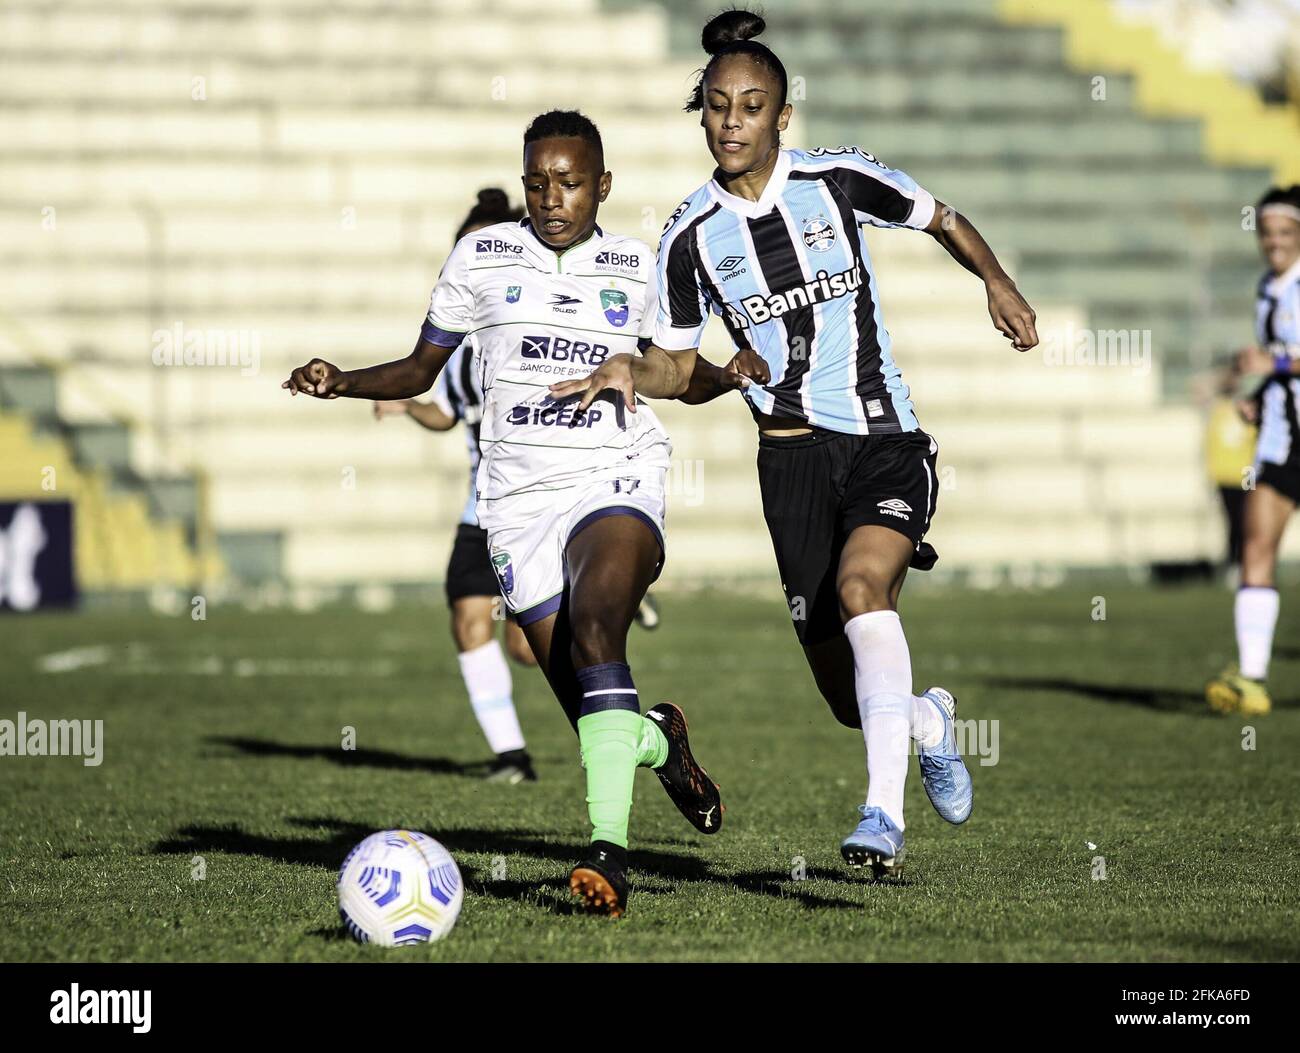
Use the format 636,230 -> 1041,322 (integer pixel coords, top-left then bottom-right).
445,522 -> 500,604
1259,461 -> 1300,504
757,428 -> 939,647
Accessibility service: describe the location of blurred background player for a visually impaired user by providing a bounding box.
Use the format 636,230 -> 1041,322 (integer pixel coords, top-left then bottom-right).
1196,350 -> 1258,579
1206,184 -> 1300,716
375,188 -> 539,784
555,10 -> 1037,876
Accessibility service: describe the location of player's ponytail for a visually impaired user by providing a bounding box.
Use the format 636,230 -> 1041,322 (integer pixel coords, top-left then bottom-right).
455,188 -> 524,243
685,7 -> 788,113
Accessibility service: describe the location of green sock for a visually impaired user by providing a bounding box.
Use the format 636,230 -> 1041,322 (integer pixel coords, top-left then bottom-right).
577,709 -> 643,848
635,714 -> 669,769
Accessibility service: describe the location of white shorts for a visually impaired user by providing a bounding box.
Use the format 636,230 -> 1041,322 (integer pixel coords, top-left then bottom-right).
483,470 -> 667,625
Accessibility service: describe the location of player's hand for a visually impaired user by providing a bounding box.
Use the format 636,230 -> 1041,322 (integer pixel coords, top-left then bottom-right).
1237,345 -> 1275,377
1236,398 -> 1259,425
373,399 -> 411,420
987,278 -> 1038,352
283,358 -> 346,398
725,349 -> 769,389
548,353 -> 636,413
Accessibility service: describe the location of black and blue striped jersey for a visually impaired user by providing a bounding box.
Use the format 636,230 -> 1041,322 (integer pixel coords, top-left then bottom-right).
1254,257 -> 1300,468
654,146 -> 936,434
429,342 -> 483,526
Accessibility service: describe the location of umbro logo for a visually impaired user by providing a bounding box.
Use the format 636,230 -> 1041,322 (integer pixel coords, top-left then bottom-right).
877,498 -> 911,521
717,255 -> 745,270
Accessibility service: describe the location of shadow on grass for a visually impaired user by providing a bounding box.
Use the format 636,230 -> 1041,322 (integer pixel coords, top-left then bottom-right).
151,816 -> 874,914
974,675 -> 1213,714
979,673 -> 1299,712
204,735 -> 484,776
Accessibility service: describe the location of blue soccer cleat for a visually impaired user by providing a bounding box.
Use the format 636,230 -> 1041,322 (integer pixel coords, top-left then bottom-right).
917,687 -> 973,825
840,805 -> 906,877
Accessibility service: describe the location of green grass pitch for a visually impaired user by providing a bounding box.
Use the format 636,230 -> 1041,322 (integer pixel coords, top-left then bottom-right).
1,584 -> 1296,962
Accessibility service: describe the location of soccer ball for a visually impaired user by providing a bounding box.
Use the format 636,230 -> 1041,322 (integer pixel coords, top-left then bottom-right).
337,830 -> 464,946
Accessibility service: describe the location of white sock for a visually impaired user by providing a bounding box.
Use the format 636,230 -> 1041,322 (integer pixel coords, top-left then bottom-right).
844,610 -> 913,830
1235,587 -> 1280,681
457,640 -> 526,755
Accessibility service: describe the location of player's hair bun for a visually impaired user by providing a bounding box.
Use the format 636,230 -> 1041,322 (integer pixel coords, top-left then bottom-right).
702,8 -> 766,55
476,188 -> 510,210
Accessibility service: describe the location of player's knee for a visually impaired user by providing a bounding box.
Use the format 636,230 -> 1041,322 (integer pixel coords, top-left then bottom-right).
1241,542 -> 1277,587
837,573 -> 894,620
451,608 -> 493,652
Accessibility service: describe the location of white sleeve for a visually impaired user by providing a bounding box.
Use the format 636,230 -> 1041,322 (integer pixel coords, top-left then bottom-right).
421,236 -> 477,346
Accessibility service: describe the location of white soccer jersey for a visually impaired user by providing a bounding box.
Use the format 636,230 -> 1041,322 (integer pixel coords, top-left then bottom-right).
422,220 -> 671,531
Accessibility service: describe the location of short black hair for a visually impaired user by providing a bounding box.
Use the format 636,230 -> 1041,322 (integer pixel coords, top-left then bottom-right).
523,110 -> 604,167
455,187 -> 524,242
1258,184 -> 1300,212
686,7 -> 788,113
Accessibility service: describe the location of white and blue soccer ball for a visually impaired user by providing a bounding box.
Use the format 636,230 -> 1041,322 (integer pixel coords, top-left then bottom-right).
337,830 -> 463,946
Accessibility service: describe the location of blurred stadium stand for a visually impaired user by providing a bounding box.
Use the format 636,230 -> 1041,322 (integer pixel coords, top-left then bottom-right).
1,0 -> 1298,601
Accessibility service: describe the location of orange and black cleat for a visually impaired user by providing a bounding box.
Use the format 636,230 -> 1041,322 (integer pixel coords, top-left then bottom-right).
646,702 -> 724,834
569,841 -> 629,918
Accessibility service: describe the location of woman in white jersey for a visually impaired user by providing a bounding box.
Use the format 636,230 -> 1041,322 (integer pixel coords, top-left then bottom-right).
556,11 -> 1038,878
1206,184 -> 1300,716
285,111 -> 722,918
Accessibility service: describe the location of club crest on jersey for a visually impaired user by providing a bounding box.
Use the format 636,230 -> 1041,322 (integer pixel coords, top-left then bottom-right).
802,215 -> 836,252
491,551 -> 514,595
600,288 -> 629,327
506,285 -> 522,303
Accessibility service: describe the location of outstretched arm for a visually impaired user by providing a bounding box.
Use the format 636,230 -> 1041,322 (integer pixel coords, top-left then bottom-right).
925,200 -> 1038,352
548,344 -> 700,412
373,398 -> 457,431
282,337 -> 457,401
549,345 -> 771,411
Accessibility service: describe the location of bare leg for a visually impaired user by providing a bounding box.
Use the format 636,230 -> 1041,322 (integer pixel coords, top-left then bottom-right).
503,617 -> 537,667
